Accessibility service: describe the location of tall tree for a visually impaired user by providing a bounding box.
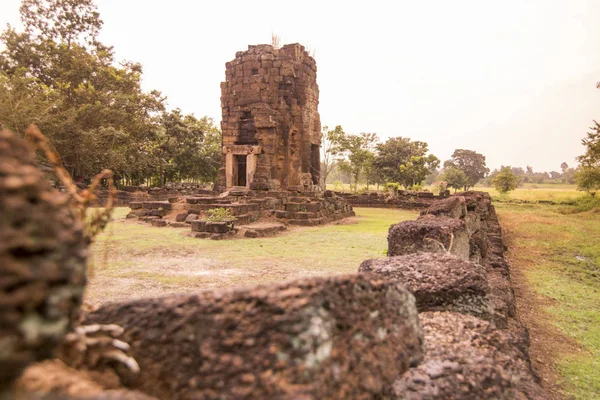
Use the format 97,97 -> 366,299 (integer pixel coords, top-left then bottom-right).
320,125 -> 346,188
0,0 -> 165,181
443,149 -> 489,191
372,137 -> 439,189
577,121 -> 600,167
575,121 -> 600,196
337,132 -> 378,192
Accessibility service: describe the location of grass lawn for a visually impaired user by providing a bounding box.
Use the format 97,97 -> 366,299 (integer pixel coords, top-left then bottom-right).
497,203 -> 600,399
478,183 -> 586,203
327,182 -> 587,204
86,207 -> 417,306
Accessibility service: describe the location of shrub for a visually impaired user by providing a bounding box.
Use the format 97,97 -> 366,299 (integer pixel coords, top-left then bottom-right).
205,207 -> 236,222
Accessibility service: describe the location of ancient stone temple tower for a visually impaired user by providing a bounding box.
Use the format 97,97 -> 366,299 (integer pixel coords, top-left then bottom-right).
218,43 -> 321,191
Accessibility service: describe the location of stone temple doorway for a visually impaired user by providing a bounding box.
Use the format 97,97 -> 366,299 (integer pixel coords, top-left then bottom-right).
234,155 -> 247,187
223,145 -> 261,189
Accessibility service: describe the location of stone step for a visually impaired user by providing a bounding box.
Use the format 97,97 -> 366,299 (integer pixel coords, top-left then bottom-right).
234,213 -> 256,225
186,197 -> 231,205
287,217 -> 327,226
285,202 -> 321,213
141,201 -> 172,210
187,203 -> 261,216
243,223 -> 286,238
287,197 -> 311,203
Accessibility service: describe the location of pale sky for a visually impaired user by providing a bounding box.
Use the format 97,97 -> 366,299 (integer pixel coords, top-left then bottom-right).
1,0 -> 599,172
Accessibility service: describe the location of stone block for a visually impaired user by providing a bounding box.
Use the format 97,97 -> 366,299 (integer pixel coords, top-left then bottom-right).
419,196 -> 467,219
294,211 -> 316,220
169,222 -> 186,228
304,202 -> 322,212
245,229 -> 259,238
359,253 -> 493,321
150,220 -> 167,227
175,213 -> 188,222
194,232 -> 211,239
185,214 -> 198,223
129,202 -> 142,210
141,201 -> 172,210
390,312 -> 545,399
275,210 -> 290,218
387,216 -> 470,260
148,209 -> 166,217
190,220 -> 207,232
84,275 -> 423,400
206,221 -> 231,233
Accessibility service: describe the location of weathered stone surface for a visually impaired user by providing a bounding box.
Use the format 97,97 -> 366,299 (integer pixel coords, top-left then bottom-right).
244,229 -> 259,238
190,220 -> 206,232
420,196 -> 467,219
387,216 -> 469,260
150,220 -> 166,227
174,213 -> 187,222
206,221 -> 231,233
0,130 -> 88,387
359,253 -> 493,321
184,214 -> 198,223
219,44 -> 322,191
84,275 -> 423,400
140,201 -> 171,211
391,312 -> 545,399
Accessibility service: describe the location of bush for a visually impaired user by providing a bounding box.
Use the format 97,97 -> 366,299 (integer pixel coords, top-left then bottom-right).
493,167 -> 519,194
385,182 -> 400,195
558,195 -> 600,214
205,207 -> 236,222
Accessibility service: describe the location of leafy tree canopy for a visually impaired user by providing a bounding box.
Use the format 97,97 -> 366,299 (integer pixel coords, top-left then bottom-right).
0,0 -> 221,186
443,149 -> 489,190
372,137 -> 439,189
440,167 -> 468,192
492,166 -> 519,194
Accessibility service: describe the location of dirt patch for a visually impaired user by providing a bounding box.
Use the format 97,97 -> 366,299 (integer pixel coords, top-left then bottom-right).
502,219 -> 581,400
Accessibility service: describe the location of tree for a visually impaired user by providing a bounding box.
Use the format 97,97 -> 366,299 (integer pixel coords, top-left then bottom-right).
440,167 -> 468,193
575,167 -> 600,197
320,125 -> 346,188
575,121 -> 600,196
577,121 -> 600,167
560,162 -> 569,174
493,166 -> 519,194
443,149 -> 489,190
337,132 -> 378,192
372,137 -> 439,189
1,0 -> 165,182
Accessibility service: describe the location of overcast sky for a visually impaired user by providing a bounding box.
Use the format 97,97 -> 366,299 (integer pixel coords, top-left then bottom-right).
1,0 -> 599,171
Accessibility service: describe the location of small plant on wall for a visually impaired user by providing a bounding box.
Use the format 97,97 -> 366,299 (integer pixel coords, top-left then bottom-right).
206,208 -> 236,222
206,207 -> 236,230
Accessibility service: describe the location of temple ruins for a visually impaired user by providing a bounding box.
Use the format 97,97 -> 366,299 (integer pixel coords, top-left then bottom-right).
217,43 -> 321,192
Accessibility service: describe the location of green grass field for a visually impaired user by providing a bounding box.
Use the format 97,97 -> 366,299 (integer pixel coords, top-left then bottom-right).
497,200 -> 600,399
478,183 -> 586,203
86,207 -> 417,306
327,182 -> 587,204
